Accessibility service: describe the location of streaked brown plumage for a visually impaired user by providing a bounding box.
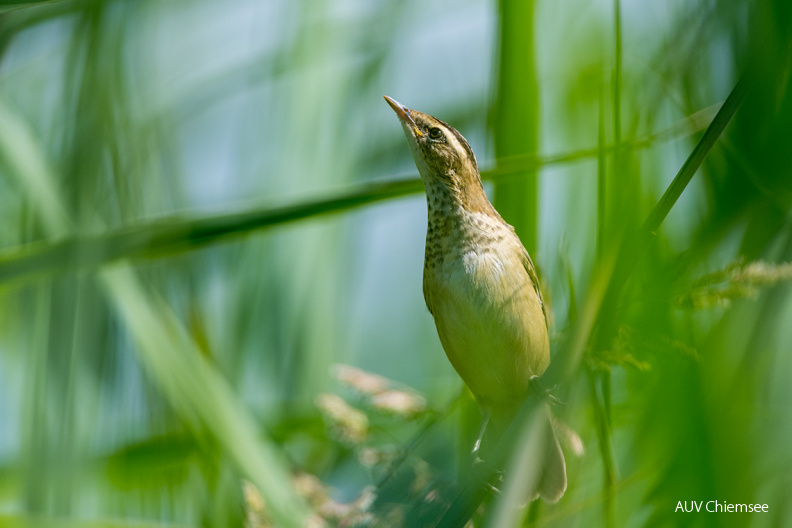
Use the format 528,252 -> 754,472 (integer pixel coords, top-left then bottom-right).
385,95 -> 566,503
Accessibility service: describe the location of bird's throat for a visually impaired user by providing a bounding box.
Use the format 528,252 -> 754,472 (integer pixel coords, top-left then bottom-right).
422,172 -> 499,235
422,174 -> 503,278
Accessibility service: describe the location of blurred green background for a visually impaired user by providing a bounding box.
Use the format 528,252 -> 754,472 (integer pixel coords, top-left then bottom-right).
0,0 -> 791,527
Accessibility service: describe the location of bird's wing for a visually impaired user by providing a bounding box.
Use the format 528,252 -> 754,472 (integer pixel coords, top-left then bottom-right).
520,248 -> 547,327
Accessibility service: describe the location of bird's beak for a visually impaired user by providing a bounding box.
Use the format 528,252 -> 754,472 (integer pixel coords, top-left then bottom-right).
384,95 -> 423,137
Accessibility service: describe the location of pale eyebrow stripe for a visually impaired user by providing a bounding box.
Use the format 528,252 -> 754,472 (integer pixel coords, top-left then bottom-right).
435,118 -> 478,170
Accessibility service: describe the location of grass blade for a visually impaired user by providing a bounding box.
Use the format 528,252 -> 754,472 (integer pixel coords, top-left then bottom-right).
0,108 -> 716,286
0,98 -> 311,528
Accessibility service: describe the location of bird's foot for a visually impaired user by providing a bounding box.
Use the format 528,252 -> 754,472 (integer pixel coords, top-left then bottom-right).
529,375 -> 563,405
485,469 -> 504,495
471,447 -> 502,495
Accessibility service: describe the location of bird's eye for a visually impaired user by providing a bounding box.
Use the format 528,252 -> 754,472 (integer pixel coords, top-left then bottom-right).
428,127 -> 443,140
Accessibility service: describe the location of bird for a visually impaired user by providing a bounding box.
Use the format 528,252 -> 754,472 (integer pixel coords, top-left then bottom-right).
384,95 -> 566,503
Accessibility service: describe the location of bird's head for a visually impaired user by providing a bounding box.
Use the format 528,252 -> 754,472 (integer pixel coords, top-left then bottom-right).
384,96 -> 480,193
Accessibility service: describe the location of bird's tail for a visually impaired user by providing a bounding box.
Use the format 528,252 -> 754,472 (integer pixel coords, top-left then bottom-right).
488,404 -> 567,503
537,413 -> 567,503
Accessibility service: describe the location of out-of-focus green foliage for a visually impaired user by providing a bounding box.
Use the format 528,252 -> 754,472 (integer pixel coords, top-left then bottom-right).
0,0 -> 790,527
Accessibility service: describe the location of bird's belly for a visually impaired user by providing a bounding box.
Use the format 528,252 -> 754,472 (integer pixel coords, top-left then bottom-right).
427,248 -> 549,409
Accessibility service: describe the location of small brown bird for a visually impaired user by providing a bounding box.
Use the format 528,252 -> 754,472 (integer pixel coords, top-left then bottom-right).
385,95 -> 566,502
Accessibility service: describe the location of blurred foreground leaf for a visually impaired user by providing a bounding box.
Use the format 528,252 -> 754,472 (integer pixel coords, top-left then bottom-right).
0,0 -> 58,14
0,94 -> 311,528
0,108 -> 714,286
